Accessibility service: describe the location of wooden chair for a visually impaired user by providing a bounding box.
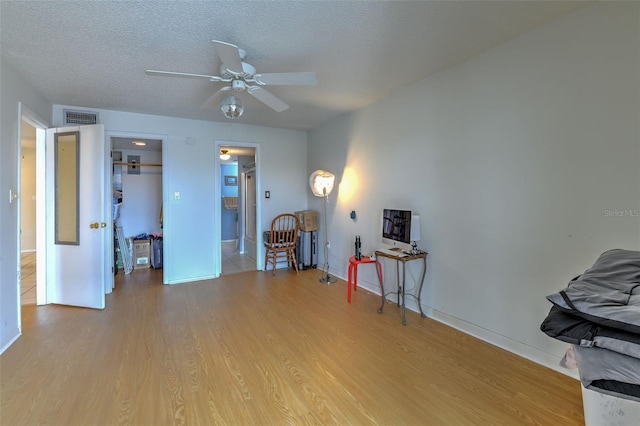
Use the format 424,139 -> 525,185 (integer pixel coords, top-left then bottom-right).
264,213 -> 300,277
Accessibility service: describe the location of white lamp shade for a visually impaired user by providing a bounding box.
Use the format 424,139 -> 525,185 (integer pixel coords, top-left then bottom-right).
309,170 -> 335,197
410,215 -> 421,242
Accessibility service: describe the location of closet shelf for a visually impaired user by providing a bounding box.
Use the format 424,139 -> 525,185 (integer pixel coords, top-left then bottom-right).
113,162 -> 162,167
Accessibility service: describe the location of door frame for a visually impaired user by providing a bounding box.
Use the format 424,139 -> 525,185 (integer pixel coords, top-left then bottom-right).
106,131 -> 168,284
242,167 -> 257,254
18,106 -> 113,313
214,140 -> 262,275
17,103 -> 50,310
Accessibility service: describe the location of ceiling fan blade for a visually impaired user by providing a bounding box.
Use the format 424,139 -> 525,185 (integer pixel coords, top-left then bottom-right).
145,69 -> 225,81
212,40 -> 244,75
253,72 -> 318,86
247,86 -> 289,112
201,86 -> 232,109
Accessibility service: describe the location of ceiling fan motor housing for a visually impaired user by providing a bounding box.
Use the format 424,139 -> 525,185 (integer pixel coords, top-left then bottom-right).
232,80 -> 246,91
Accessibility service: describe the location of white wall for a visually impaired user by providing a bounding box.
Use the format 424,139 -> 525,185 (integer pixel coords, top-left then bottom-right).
117,149 -> 163,237
308,2 -> 640,374
52,106 -> 308,284
0,57 -> 52,352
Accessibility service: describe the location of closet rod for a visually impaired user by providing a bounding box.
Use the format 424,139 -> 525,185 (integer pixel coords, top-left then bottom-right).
113,162 -> 162,167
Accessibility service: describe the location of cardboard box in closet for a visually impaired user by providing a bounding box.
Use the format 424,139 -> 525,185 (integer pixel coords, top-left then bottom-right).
133,239 -> 150,269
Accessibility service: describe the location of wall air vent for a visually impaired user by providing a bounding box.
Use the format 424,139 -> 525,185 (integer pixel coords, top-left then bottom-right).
63,109 -> 99,125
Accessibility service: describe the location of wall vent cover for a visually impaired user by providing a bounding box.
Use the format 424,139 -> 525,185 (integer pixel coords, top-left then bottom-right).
63,109 -> 99,125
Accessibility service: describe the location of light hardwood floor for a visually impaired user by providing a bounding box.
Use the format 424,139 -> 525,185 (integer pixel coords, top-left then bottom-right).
20,252 -> 37,305
1,267 -> 584,425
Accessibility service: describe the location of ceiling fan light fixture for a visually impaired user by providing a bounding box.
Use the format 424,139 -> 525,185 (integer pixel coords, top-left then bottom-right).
220,149 -> 231,161
220,95 -> 244,119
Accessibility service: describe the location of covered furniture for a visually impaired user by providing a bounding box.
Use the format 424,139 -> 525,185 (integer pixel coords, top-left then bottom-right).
264,213 -> 300,277
541,249 -> 640,403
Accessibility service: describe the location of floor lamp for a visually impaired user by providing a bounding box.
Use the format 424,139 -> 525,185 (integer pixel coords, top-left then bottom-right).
309,169 -> 337,284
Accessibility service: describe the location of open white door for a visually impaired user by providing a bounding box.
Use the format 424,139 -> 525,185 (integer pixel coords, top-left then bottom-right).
45,124 -> 107,309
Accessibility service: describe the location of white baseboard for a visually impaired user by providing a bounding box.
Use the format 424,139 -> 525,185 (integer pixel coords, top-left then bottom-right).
423,306 -> 578,380
167,274 -> 217,284
0,331 -> 21,355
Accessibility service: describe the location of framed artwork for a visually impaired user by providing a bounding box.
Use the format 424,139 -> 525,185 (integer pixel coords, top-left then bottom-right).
225,175 -> 238,186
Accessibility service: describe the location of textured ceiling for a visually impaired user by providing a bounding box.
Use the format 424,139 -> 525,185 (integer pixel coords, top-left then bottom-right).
1,1 -> 588,131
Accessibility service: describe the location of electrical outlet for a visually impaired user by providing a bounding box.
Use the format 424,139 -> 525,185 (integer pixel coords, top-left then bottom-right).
174,191 -> 180,200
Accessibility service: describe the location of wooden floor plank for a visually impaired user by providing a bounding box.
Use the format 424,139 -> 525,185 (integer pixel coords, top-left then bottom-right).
1,268 -> 583,425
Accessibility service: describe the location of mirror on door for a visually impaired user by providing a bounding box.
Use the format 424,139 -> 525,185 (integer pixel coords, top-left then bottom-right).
54,131 -> 80,245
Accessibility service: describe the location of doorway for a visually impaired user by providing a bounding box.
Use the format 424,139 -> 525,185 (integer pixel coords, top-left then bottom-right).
219,144 -> 258,274
17,104 -> 48,308
110,134 -> 164,279
19,119 -> 38,305
17,107 -> 113,312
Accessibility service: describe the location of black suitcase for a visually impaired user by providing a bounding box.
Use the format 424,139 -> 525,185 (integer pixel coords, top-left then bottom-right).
296,230 -> 317,270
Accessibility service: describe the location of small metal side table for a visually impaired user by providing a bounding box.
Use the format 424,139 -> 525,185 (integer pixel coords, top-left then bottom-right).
374,250 -> 428,325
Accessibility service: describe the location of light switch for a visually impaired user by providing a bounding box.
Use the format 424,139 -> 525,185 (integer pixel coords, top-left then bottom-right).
265,191 -> 270,199
174,191 -> 180,200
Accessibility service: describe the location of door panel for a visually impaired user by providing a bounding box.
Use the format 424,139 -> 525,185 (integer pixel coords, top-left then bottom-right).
46,124 -> 106,309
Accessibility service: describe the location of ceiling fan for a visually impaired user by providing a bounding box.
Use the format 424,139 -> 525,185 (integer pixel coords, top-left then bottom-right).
145,40 -> 318,117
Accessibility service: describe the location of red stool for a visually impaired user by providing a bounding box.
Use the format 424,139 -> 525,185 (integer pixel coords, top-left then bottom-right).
347,255 -> 382,303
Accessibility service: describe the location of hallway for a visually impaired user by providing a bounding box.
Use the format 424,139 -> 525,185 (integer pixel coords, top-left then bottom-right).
20,252 -> 36,305
221,240 -> 255,274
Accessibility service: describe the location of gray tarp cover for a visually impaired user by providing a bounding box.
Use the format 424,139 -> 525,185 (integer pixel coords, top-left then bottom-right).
574,345 -> 640,402
540,305 -> 640,359
543,249 -> 640,402
546,249 -> 640,334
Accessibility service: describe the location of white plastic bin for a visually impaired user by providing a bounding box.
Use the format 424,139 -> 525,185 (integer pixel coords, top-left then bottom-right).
582,386 -> 640,426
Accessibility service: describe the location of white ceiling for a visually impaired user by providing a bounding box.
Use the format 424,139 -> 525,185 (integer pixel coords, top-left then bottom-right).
1,1 -> 589,131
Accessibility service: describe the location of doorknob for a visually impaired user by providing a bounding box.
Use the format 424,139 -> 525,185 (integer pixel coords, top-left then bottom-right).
90,222 -> 99,229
